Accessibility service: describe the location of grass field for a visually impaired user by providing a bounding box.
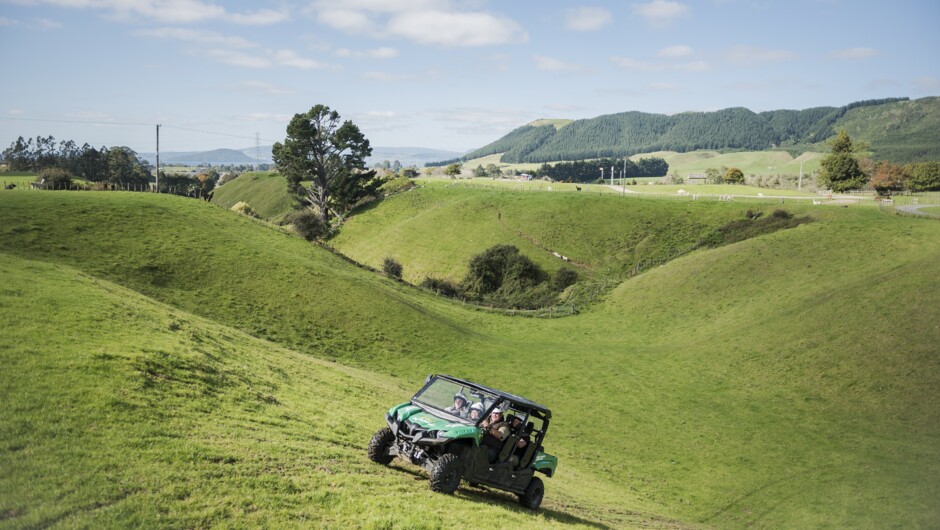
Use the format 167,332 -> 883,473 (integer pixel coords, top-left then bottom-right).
2,190 -> 939,528
454,150 -> 825,179
211,171 -> 294,223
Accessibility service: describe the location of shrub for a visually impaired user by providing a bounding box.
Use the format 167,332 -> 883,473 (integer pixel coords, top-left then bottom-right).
462,245 -> 547,300
380,176 -> 415,195
420,277 -> 461,298
37,167 -> 74,189
383,257 -> 403,279
552,267 -> 579,291
230,201 -> 259,218
283,209 -> 327,241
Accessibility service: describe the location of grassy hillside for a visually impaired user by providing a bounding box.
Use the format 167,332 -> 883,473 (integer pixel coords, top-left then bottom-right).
211,171 -> 294,222
332,186 -> 803,284
0,253 -> 661,528
2,190 -> 939,528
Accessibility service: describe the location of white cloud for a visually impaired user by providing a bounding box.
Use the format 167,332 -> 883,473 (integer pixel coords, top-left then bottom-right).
0,17 -> 19,26
421,106 -> 537,136
273,49 -> 327,69
317,8 -> 376,33
632,0 -> 689,26
611,55 -> 709,73
723,45 -> 797,66
657,44 -> 692,58
564,7 -> 612,31
238,81 -> 296,96
8,109 -> 26,115
387,10 -> 526,47
676,60 -> 710,72
829,47 -> 877,60
534,55 -> 583,72
226,9 -> 289,26
362,71 -> 412,82
11,0 -> 287,25
136,28 -> 258,49
205,48 -> 271,69
310,2 -> 526,47
610,56 -> 663,72
647,82 -> 680,91
335,47 -> 399,59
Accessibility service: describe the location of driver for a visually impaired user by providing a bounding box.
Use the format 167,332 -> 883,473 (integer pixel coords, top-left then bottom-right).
481,407 -> 511,462
444,392 -> 470,418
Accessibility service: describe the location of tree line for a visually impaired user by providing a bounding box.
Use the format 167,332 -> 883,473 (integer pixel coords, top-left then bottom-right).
533,157 -> 668,182
1,134 -> 228,198
2,135 -> 153,185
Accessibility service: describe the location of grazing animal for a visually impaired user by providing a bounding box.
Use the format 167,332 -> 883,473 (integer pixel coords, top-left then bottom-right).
4,183 -> 15,190
576,186 -> 581,192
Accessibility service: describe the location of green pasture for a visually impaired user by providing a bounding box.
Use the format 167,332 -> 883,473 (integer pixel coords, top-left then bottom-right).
623,183 -> 819,197
0,175 -> 38,188
1,190 -> 939,528
0,254 -> 650,529
211,171 -> 294,222
451,149 -> 825,178
334,185 -> 762,284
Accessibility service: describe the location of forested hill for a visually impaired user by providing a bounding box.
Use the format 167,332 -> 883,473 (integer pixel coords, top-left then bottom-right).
441,97 -> 939,165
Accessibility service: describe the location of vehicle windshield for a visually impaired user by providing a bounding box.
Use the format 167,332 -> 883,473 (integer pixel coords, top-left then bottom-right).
413,377 -> 499,423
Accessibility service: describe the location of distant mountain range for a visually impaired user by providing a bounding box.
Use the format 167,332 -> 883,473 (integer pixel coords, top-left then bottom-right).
434,96 -> 939,166
139,146 -> 465,168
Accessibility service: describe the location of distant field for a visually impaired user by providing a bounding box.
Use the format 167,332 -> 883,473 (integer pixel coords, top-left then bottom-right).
452,149 -> 825,178
624,183 -> 819,197
0,175 -> 38,188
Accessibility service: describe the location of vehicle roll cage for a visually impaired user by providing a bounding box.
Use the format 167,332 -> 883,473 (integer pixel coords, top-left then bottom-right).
416,374 -> 552,429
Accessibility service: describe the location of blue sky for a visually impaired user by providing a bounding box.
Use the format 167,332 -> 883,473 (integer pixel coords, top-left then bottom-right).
1,0 -> 938,154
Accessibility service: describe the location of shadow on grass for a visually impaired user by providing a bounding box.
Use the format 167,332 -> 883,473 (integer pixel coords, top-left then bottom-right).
389,463 -> 611,529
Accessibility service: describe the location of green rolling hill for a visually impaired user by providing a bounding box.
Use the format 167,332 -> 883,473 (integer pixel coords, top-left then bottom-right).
447,97 -> 939,165
2,190 -> 938,528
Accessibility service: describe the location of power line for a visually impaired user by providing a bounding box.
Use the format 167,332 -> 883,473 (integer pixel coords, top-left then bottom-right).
0,116 -> 279,144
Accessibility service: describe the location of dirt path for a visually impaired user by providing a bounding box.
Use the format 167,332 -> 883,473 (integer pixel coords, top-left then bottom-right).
897,204 -> 940,217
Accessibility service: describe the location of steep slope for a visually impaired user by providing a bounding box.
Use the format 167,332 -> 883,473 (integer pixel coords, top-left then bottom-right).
0,191 -> 488,364
0,253 -> 662,528
211,171 -> 294,222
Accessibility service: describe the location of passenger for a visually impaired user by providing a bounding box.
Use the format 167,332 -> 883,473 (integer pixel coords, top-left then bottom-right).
509,415 -> 533,466
481,407 -> 511,462
468,402 -> 486,423
444,392 -> 469,418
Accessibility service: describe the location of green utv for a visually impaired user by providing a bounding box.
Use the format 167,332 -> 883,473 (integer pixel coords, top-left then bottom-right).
368,374 -> 557,510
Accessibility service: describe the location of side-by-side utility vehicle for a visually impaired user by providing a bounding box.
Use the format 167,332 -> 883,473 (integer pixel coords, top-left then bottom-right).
367,374 -> 557,510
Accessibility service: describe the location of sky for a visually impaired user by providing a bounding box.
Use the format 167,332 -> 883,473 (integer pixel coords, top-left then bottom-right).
1,0 -> 938,155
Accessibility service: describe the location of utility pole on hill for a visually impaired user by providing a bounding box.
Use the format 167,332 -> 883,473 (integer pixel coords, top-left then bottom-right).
156,124 -> 160,193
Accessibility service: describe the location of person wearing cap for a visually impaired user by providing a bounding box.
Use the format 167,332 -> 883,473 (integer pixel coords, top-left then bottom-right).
444,392 -> 469,418
481,407 -> 511,462
468,402 -> 485,423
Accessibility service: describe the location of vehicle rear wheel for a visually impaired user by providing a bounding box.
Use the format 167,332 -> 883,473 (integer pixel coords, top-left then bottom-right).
367,427 -> 395,465
428,453 -> 462,494
519,476 -> 544,510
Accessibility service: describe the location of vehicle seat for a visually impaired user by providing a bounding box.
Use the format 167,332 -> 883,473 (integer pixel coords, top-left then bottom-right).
496,434 -> 519,463
517,437 -> 539,468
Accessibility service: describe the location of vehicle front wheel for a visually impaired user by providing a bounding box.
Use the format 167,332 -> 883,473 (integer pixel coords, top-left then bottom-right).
367,427 -> 395,465
428,453 -> 462,494
519,476 -> 544,510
